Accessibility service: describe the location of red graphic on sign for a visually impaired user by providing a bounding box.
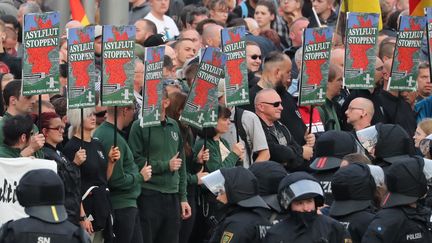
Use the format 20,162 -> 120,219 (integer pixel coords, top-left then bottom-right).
304,32 -> 328,85
349,16 -> 374,70
27,16 -> 56,74
225,31 -> 244,86
192,79 -> 215,108
71,30 -> 92,87
397,18 -> 422,72
104,28 -> 131,85
146,79 -> 159,106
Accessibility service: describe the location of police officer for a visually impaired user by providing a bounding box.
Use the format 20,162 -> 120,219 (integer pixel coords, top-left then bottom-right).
203,167 -> 272,243
263,171 -> 351,243
249,161 -> 288,224
330,163 -> 376,243
362,156 -> 432,242
0,169 -> 90,243
310,130 -> 363,205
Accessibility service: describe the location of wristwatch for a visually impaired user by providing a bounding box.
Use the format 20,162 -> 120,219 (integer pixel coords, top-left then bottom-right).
79,215 -> 87,221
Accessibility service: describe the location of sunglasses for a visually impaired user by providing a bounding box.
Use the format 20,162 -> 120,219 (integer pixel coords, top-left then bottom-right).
94,110 -> 107,118
261,101 -> 282,107
250,55 -> 262,60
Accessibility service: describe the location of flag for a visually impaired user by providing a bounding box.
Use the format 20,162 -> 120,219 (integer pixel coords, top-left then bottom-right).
340,0 -> 383,30
410,0 -> 432,16
67,26 -> 96,109
70,0 -> 90,26
22,12 -> 60,96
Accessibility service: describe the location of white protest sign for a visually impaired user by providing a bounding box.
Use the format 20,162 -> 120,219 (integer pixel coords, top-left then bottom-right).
0,157 -> 57,225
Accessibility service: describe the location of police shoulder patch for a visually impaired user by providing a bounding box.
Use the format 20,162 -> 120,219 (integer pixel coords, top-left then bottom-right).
221,231 -> 234,243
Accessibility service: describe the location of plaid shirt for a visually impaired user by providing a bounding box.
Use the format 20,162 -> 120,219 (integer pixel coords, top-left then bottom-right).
273,16 -> 292,49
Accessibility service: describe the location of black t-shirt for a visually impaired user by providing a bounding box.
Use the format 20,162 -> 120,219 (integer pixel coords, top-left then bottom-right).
63,137 -> 108,195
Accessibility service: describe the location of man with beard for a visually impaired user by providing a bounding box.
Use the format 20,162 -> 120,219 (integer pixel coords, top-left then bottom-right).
241,51 -> 314,147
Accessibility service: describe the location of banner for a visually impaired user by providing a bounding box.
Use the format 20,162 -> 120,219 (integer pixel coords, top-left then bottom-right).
141,46 -> 165,127
22,12 -> 60,96
298,27 -> 333,106
67,26 -> 96,109
221,26 -> 249,106
344,12 -> 379,89
0,158 -> 57,225
181,47 -> 226,129
388,16 -> 426,91
425,7 -> 432,77
101,25 -> 135,106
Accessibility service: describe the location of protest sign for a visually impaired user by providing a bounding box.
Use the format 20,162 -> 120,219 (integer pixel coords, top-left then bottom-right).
67,26 -> 96,109
221,26 -> 249,106
101,25 -> 135,106
0,158 -> 57,225
344,12 -> 379,89
22,12 -> 60,95
298,27 -> 333,106
181,47 -> 226,129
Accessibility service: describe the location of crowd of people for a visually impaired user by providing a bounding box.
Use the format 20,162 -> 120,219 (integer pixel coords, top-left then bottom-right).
0,0 -> 432,242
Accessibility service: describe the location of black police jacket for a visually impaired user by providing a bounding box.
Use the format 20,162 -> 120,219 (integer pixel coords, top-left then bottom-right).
209,206 -> 272,243
43,144 -> 81,225
0,217 -> 90,243
263,211 -> 351,243
362,205 -> 432,243
332,209 -> 375,243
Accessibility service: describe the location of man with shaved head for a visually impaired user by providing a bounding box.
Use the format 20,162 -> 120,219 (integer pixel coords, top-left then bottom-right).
242,51 -> 315,147
254,88 -> 310,171
202,23 -> 223,48
341,57 -> 386,130
345,97 -> 375,131
330,48 -> 345,68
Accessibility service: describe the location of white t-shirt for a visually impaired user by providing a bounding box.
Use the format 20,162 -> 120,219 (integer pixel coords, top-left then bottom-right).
144,12 -> 179,40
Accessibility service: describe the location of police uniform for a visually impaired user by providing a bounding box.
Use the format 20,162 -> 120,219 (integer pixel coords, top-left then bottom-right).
310,131 -> 363,205
362,157 -> 432,243
263,172 -> 351,243
0,169 -> 90,243
330,163 -> 377,243
204,167 -> 272,243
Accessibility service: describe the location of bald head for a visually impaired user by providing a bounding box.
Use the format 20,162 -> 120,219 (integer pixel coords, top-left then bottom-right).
354,97 -> 374,116
202,24 -> 223,47
330,48 -> 345,68
345,97 -> 375,130
254,88 -> 278,105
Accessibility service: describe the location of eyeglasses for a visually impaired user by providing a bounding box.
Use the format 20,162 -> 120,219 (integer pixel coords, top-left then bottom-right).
250,55 -> 262,60
46,126 -> 65,132
261,101 -> 282,107
347,106 -> 364,111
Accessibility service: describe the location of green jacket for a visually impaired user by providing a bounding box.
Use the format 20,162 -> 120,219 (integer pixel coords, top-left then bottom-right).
93,121 -> 142,209
317,98 -> 341,131
193,137 -> 240,173
0,144 -> 21,158
128,117 -> 188,202
0,112 -> 43,158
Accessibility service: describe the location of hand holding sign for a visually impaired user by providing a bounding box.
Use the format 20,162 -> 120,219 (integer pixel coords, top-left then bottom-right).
169,152 -> 182,172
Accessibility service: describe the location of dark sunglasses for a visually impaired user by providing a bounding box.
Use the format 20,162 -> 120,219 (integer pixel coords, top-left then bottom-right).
94,110 -> 107,118
250,55 -> 262,60
261,101 -> 282,107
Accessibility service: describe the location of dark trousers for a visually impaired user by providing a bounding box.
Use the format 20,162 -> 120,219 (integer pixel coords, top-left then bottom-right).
138,188 -> 181,243
179,186 -> 197,243
113,207 -> 143,243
